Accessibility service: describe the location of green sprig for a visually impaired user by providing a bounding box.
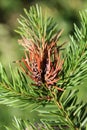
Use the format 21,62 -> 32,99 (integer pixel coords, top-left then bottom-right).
0,5 -> 87,130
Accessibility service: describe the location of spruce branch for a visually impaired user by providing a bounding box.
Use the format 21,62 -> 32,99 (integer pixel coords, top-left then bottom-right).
0,5 -> 87,130
61,10 -> 87,89
5,117 -> 54,130
0,63 -> 48,110
16,4 -> 59,43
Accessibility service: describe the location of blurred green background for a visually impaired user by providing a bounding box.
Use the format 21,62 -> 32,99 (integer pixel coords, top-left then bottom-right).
0,0 -> 87,129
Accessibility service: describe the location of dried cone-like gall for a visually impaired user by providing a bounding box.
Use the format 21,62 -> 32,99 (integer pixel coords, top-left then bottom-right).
18,30 -> 64,91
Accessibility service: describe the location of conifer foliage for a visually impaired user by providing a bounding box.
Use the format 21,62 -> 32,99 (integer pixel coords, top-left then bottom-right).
0,5 -> 87,130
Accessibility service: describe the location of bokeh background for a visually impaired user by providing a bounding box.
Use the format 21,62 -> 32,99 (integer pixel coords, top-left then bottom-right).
0,0 -> 87,129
